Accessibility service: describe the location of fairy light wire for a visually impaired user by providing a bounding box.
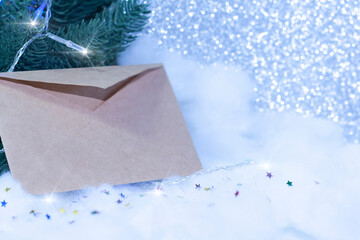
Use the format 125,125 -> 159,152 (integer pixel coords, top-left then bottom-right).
7,0 -> 88,73
156,160 -> 254,186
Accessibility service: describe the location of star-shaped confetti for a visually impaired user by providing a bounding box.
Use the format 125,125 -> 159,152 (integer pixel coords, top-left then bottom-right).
1,200 -> 7,207
5,187 -> 11,192
59,208 -> 65,213
73,210 -> 78,215
101,190 -> 110,195
116,199 -> 122,204
235,191 -> 239,197
91,210 -> 100,215
314,180 -> 320,185
120,193 -> 125,198
46,214 -> 51,220
125,203 -> 131,207
287,181 -> 293,187
29,210 -> 37,216
204,187 -> 211,191
195,184 -> 201,189
266,172 -> 273,179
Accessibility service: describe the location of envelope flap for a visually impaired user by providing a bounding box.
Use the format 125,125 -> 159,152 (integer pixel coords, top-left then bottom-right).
0,64 -> 162,89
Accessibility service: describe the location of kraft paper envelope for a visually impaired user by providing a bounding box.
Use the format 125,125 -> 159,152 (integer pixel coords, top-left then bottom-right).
0,64 -> 202,195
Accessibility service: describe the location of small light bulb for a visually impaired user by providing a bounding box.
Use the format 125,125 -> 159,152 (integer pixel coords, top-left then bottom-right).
30,21 -> 37,27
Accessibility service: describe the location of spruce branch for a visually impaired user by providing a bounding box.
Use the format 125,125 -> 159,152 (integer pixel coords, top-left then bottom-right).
0,0 -> 150,71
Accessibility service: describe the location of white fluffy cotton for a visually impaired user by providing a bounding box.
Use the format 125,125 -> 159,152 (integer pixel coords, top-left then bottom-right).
0,36 -> 359,240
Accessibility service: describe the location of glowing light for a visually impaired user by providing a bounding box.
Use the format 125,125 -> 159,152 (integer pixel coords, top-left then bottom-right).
30,21 -> 37,27
44,196 -> 54,204
153,186 -> 163,195
81,49 -> 89,55
260,162 -> 271,171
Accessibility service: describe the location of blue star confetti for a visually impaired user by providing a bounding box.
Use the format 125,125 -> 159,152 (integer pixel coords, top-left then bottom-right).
101,190 -> 110,195
91,210 -> 100,215
1,200 -> 7,207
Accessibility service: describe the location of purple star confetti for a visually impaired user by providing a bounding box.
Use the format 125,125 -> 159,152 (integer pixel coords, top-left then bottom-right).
195,184 -> 201,189
266,172 -> 273,179
156,186 -> 163,191
116,199 -> 122,204
235,191 -> 239,197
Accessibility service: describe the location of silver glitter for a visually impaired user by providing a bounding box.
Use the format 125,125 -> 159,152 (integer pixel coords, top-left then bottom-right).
147,0 -> 360,142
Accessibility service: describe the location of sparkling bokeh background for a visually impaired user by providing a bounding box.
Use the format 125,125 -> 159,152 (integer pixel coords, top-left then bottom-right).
147,0 -> 360,142
1,1 -> 360,238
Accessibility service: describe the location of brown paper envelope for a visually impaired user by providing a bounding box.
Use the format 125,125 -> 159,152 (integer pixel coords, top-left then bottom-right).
0,64 -> 202,195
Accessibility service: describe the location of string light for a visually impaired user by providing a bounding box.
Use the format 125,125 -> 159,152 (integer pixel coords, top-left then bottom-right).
33,0 -> 47,23
160,160 -> 254,186
7,0 -> 89,72
46,33 -> 90,55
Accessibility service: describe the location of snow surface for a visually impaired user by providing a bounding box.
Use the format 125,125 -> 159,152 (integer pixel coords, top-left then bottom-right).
0,36 -> 359,239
